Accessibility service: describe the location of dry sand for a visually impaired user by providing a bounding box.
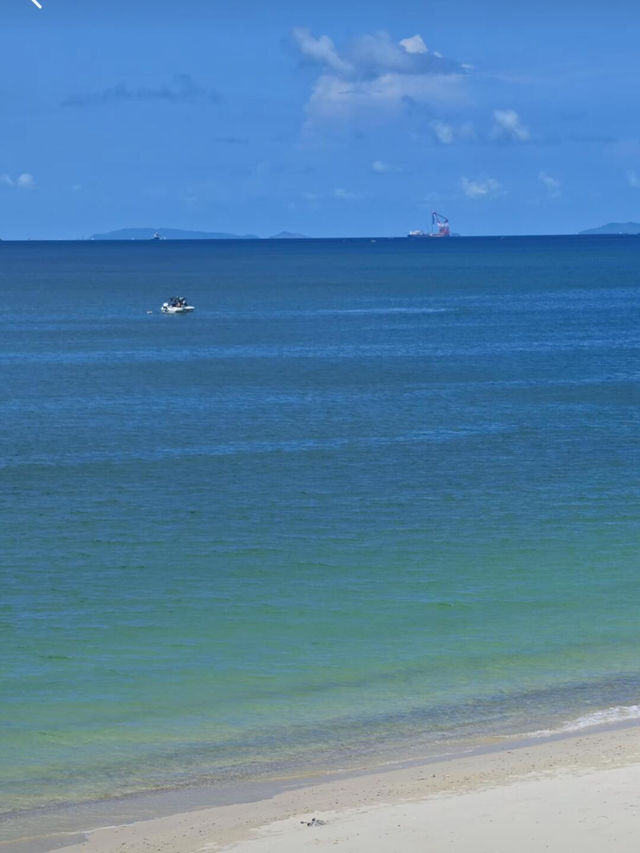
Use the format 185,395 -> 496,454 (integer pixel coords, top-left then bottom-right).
17,724 -> 640,853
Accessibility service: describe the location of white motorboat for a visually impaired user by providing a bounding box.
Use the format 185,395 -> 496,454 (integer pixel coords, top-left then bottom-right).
161,297 -> 195,314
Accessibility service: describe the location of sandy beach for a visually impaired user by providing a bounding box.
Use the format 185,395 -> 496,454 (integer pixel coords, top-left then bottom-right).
27,722 -> 640,853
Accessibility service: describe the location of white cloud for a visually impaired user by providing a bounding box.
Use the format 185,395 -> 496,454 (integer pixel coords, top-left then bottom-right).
372,160 -> 400,173
399,34 -> 428,55
16,173 -> 35,189
460,176 -> 503,199
491,109 -> 530,142
431,120 -> 455,144
539,171 -> 561,197
306,71 -> 465,124
293,28 -> 468,125
292,27 -> 353,75
1,172 -> 36,189
430,120 -> 476,144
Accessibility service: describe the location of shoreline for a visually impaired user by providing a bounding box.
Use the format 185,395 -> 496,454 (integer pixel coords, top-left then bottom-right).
5,720 -> 640,853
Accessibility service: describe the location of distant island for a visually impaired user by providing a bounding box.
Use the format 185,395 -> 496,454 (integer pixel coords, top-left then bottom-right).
269,231 -> 308,239
89,228 -> 259,240
579,222 -> 640,235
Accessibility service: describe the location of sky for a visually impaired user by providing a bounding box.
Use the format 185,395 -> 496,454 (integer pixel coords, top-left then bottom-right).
2,0 -> 640,238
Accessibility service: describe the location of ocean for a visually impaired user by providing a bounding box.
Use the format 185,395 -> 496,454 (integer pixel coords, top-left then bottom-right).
1,236 -> 639,840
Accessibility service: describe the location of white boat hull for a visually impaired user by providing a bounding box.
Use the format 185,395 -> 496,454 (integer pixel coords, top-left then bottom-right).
161,303 -> 195,314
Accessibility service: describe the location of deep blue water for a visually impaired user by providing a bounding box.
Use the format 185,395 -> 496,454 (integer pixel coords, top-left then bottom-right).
1,236 -> 639,821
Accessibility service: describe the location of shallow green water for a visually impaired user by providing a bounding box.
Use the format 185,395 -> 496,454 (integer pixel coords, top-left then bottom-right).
1,236 -> 639,816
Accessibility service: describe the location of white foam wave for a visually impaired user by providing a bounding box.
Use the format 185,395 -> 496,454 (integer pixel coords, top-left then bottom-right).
528,705 -> 640,738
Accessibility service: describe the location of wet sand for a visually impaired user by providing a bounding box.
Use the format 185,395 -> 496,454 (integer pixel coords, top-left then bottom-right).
23,722 -> 640,853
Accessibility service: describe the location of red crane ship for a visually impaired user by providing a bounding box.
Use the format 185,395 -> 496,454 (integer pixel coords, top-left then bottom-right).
408,211 -> 451,238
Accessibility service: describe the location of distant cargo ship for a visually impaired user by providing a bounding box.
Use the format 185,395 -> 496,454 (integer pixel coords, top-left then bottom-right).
408,211 -> 451,238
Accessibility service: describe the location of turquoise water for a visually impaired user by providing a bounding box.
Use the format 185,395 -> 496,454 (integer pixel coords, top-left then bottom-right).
2,236 -> 639,820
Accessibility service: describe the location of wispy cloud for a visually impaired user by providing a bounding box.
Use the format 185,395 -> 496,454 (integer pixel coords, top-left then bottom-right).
491,109 -> 530,142
293,28 -> 353,75
63,74 -> 220,108
460,176 -> 503,199
333,187 -> 363,200
1,172 -> 36,189
292,28 -> 469,125
427,111 -> 533,147
626,169 -> 640,188
371,160 -> 401,173
430,119 -> 475,144
431,120 -> 455,144
17,173 -> 36,189
539,171 -> 561,197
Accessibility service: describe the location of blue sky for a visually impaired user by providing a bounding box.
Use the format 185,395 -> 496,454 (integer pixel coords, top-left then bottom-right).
2,0 -> 640,238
